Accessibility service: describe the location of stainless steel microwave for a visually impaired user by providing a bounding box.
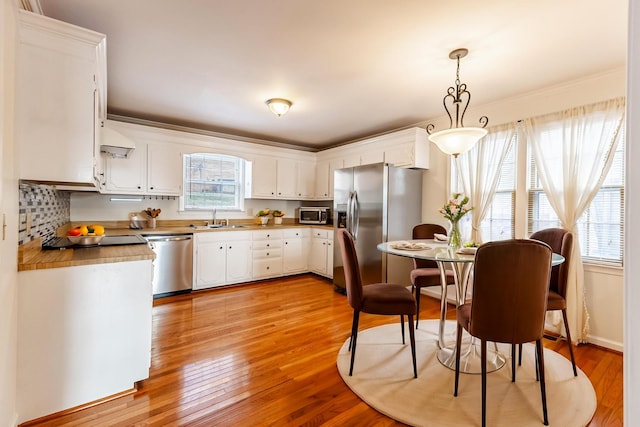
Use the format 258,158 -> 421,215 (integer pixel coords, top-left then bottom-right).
298,207 -> 331,224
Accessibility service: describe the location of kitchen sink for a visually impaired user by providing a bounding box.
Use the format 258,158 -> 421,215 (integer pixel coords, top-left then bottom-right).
221,225 -> 247,228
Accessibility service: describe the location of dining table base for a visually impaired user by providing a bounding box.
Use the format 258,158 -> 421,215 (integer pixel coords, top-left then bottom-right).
437,338 -> 507,374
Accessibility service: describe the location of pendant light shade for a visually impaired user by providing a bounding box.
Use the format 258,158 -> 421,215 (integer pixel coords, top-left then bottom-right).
426,48 -> 488,157
266,98 -> 292,117
428,127 -> 488,157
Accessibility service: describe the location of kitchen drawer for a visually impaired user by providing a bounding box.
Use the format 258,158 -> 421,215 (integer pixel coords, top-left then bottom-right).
252,240 -> 282,250
252,229 -> 283,241
283,228 -> 310,238
253,258 -> 283,278
252,248 -> 283,259
311,228 -> 330,239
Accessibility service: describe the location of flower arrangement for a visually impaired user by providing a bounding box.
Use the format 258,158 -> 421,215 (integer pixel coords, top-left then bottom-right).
256,209 -> 271,217
440,193 -> 473,249
271,210 -> 285,217
440,193 -> 473,222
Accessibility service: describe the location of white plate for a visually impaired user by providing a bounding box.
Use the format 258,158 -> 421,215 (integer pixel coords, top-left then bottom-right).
391,242 -> 432,251
456,247 -> 478,255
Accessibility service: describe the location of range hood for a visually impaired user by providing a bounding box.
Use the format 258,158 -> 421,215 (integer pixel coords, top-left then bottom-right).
100,125 -> 136,158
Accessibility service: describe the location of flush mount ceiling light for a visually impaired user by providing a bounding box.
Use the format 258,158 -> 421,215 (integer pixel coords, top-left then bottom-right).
265,98 -> 292,117
426,48 -> 488,157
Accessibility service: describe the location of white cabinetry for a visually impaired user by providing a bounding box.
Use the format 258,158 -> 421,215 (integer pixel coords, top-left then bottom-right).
104,139 -> 183,195
309,228 -> 334,278
283,228 -> 310,275
252,229 -> 284,279
248,155 -> 317,200
315,158 -> 343,200
16,11 -> 106,186
17,260 -> 153,422
194,231 -> 252,290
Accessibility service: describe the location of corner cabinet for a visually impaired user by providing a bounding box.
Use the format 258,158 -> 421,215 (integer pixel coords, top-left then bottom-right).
309,228 -> 334,278
103,139 -> 183,196
16,10 -> 106,186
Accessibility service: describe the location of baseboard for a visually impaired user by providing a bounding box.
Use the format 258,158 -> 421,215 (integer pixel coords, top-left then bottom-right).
585,334 -> 623,353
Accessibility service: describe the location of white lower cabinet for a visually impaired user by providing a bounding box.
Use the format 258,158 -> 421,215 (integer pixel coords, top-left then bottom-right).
17,260 -> 153,423
194,231 -> 252,289
252,229 -> 284,279
283,228 -> 310,274
309,228 -> 334,278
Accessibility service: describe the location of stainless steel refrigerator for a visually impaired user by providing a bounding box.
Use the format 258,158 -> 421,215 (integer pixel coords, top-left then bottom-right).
333,162 -> 422,293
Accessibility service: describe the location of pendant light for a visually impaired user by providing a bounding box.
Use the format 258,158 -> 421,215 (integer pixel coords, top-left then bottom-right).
427,48 -> 488,157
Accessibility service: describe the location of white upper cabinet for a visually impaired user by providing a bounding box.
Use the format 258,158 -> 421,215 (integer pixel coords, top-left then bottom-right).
103,140 -> 183,195
247,155 -> 317,200
16,11 -> 106,186
147,142 -> 183,195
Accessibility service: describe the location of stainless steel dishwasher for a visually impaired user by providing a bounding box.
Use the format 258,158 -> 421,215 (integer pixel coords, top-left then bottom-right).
144,234 -> 193,298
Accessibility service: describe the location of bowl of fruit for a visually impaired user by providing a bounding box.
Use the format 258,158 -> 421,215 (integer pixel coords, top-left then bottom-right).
66,224 -> 105,246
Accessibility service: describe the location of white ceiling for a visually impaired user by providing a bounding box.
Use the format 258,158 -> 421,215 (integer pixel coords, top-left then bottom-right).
37,0 -> 628,150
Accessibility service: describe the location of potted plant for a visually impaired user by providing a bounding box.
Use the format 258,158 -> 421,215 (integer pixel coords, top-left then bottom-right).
271,210 -> 285,225
256,209 -> 270,225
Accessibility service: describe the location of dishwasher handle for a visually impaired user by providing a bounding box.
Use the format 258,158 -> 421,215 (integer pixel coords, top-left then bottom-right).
144,235 -> 192,243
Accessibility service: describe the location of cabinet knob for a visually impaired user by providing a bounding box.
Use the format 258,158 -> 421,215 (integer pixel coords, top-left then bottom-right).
267,252 -> 269,256
267,266 -> 270,270
229,245 -> 232,249
137,186 -> 141,189
285,242 -> 288,245
266,243 -> 270,247
219,246 -> 223,250
150,186 -> 154,190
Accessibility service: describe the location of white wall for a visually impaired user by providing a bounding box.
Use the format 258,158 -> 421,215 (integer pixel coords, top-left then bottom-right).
0,0 -> 19,425
625,0 -> 639,423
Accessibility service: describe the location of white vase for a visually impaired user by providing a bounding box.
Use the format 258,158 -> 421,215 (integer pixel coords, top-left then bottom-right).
274,217 -> 283,225
260,217 -> 269,225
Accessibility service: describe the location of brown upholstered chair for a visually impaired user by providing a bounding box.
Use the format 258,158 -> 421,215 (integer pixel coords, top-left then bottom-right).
454,239 -> 552,427
336,229 -> 417,378
522,228 -> 577,376
410,224 -> 455,327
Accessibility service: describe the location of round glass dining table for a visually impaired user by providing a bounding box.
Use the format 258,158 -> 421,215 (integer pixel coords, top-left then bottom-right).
378,239 -> 565,374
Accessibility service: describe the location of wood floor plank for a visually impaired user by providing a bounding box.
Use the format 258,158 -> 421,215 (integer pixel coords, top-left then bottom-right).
23,274 -> 622,426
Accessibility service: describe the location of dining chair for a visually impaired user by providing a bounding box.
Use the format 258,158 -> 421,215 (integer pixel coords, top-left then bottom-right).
336,229 -> 418,378
454,239 -> 552,427
410,224 -> 455,328
521,228 -> 577,376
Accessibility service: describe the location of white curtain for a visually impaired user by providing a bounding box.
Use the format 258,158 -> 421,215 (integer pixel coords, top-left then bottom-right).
455,123 -> 516,243
524,97 -> 626,343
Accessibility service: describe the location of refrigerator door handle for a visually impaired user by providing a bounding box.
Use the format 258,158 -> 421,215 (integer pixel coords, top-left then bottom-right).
346,191 -> 353,234
352,190 -> 360,241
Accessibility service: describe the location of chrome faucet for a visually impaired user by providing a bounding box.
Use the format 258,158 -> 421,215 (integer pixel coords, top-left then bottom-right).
212,208 -> 217,225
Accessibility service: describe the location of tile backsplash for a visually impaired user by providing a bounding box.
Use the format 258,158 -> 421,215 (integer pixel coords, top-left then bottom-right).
19,183 -> 70,245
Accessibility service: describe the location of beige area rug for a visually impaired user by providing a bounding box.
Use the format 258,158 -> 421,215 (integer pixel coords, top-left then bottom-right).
337,320 -> 596,427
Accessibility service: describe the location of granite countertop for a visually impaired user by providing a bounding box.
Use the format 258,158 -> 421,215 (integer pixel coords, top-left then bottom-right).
18,222 -> 333,271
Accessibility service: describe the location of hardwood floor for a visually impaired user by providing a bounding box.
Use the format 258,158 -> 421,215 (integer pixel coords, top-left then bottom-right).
26,274 -> 622,426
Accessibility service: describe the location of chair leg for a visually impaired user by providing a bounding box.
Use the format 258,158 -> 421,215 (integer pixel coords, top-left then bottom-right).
561,309 -> 578,377
536,339 -> 550,425
511,344 -> 516,382
415,287 -> 421,328
481,340 -> 487,427
408,314 -> 417,378
454,323 -> 463,396
400,315 -> 405,344
348,311 -> 358,352
518,343 -> 522,366
349,310 -> 360,376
